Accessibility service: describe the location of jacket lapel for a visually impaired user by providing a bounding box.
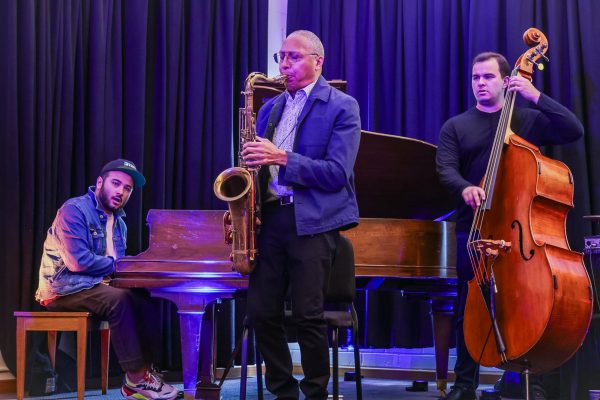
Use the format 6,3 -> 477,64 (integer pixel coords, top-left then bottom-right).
265,95 -> 286,140
295,76 -> 330,129
292,76 -> 330,149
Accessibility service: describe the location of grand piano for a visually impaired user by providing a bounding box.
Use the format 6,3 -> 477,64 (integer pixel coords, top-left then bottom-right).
113,130 -> 457,399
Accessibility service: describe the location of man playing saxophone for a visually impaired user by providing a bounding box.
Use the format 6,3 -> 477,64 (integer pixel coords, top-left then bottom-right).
241,30 -> 361,400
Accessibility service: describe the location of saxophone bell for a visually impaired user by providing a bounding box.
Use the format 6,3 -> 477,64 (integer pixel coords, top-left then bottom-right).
213,72 -> 287,275
213,166 -> 256,275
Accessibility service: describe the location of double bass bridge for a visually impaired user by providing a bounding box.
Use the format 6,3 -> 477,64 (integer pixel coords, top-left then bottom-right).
471,239 -> 512,259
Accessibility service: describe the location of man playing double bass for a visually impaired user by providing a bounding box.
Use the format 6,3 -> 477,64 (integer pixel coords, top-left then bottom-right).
436,52 -> 584,400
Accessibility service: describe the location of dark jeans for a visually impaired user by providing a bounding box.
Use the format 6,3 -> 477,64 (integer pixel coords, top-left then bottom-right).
247,203 -> 337,400
46,283 -> 161,372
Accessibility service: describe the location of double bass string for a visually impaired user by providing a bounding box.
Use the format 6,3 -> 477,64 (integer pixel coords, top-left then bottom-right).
468,68 -> 519,287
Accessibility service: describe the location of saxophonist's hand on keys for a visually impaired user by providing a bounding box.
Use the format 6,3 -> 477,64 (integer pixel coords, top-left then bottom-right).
242,137 -> 288,167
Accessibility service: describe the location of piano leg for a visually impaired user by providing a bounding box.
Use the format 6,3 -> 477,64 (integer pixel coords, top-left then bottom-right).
178,309 -> 204,399
432,297 -> 454,397
151,291 -> 227,400
196,303 -> 221,399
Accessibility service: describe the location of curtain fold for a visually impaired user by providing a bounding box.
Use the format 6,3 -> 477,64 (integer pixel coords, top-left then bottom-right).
0,0 -> 267,373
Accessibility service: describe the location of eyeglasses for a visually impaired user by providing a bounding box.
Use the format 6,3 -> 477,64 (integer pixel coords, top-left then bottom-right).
273,52 -> 320,64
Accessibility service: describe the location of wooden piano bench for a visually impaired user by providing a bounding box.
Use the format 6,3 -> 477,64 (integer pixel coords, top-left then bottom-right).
13,311 -> 110,400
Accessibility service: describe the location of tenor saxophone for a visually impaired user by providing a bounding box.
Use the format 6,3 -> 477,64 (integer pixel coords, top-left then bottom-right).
213,72 -> 287,275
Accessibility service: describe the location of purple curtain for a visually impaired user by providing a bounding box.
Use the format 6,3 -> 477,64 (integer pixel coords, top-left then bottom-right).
0,0 -> 267,373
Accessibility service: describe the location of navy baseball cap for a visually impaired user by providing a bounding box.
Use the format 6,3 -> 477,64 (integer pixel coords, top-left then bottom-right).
100,159 -> 146,188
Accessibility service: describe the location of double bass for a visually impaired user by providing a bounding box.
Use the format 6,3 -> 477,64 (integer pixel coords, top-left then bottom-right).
463,28 -> 593,380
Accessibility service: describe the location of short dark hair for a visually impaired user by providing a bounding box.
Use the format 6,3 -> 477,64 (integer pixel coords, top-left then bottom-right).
472,52 -> 511,77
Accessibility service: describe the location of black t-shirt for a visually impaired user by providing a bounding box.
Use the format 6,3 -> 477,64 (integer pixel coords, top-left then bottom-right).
436,93 -> 583,232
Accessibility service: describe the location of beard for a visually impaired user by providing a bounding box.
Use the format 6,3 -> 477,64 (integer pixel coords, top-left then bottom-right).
97,182 -> 128,213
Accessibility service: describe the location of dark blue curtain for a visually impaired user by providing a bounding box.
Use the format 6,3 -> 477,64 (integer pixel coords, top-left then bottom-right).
0,0 -> 267,373
287,0 -> 600,245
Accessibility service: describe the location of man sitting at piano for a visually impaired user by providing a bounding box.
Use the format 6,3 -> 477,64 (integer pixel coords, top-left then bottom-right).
35,159 -> 179,400
241,30 -> 361,400
436,52 -> 583,400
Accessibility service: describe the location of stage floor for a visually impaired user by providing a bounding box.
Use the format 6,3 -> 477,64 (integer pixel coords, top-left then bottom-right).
3,377 -> 497,399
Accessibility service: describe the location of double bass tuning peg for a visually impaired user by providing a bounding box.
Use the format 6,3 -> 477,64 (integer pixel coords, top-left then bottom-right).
526,54 -> 545,71
526,46 -> 549,71
535,46 -> 550,62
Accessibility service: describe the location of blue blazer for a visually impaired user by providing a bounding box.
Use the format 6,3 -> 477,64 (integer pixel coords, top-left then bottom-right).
256,75 -> 361,235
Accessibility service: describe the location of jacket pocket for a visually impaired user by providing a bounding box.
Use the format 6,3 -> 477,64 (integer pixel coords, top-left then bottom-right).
89,224 -> 106,254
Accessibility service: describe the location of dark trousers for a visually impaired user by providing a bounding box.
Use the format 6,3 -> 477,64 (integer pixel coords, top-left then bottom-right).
46,283 -> 161,372
453,231 -> 480,390
247,203 -> 338,400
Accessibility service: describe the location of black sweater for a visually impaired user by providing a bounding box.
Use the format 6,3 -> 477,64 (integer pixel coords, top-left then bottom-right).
436,93 -> 584,232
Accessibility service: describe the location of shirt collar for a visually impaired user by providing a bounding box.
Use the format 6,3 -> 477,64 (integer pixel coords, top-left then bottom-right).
285,78 -> 318,101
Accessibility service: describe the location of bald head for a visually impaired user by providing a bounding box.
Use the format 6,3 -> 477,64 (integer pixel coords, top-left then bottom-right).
287,30 -> 325,58
278,30 -> 325,94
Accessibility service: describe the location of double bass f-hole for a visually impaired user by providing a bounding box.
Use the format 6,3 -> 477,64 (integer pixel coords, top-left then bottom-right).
511,220 -> 535,261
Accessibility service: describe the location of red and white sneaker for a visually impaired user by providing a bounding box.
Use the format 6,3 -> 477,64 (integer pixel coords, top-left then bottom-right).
121,370 -> 178,400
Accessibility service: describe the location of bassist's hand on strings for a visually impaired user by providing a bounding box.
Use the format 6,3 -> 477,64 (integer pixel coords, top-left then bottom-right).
507,76 -> 541,104
462,185 -> 486,209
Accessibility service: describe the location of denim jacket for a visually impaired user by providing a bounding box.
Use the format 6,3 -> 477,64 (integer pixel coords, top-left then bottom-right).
35,187 -> 127,302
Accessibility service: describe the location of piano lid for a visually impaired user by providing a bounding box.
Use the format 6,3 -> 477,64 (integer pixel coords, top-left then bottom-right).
355,130 -> 454,220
